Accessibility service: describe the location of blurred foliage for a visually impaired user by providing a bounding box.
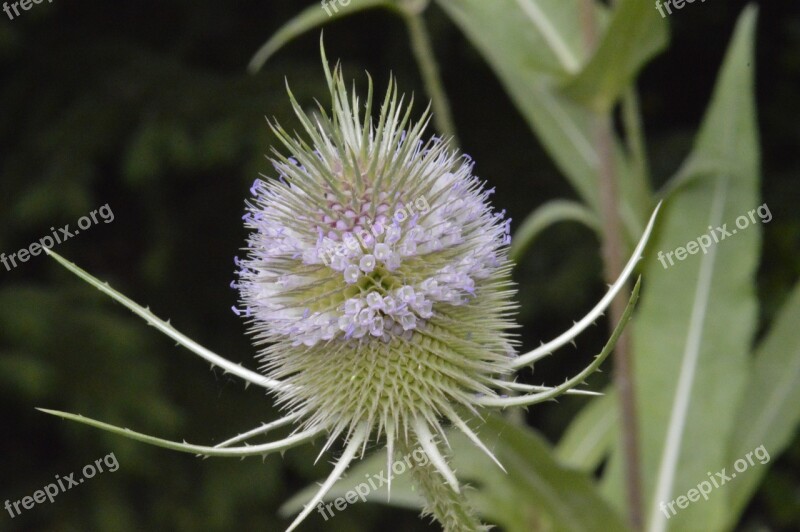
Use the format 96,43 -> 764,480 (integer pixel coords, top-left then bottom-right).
0,0 -> 798,531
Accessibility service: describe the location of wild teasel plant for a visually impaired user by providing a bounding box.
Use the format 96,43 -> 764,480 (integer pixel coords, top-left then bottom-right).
39,47 -> 660,531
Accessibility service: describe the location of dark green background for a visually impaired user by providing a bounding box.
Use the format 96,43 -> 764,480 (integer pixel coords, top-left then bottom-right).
1,1 -> 798,530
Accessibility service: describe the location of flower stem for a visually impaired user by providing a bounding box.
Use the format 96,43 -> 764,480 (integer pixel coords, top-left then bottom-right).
596,113 -> 644,532
398,440 -> 486,531
401,6 -> 459,145
579,1 -> 644,529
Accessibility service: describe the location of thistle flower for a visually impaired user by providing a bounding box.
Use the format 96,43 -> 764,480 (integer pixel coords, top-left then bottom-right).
40,46 -> 660,531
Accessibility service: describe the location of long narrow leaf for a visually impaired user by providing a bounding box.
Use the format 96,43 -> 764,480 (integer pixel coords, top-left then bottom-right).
725,280 -> 800,526
436,0 -> 650,240
509,199 -> 600,264
561,0 -> 669,112
602,9 -> 760,532
248,0 -> 397,73
556,389 -> 617,471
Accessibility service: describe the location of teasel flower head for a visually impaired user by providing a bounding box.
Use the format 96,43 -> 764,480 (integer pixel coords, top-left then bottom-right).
39,45 -> 660,532
235,48 -> 517,460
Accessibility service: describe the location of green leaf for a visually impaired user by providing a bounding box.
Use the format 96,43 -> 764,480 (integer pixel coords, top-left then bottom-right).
435,0 -> 592,201
248,0 -> 397,73
284,414 -> 629,531
725,280 -> 800,527
556,389 -> 617,471
436,0 -> 650,240
248,2 -> 460,142
465,0 -> 593,76
601,7 -> 761,531
463,415 -> 630,531
561,0 -> 669,112
509,199 -> 599,264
